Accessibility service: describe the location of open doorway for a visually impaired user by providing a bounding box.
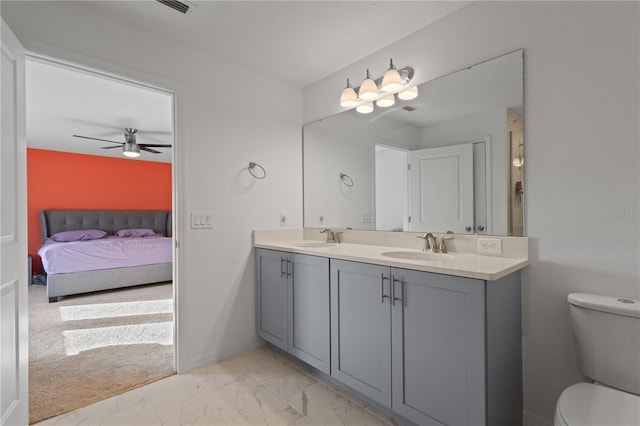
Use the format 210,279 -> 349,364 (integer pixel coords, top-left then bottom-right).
24,55 -> 177,424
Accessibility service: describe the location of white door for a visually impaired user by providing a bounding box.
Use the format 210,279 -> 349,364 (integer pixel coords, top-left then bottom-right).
1,19 -> 28,426
374,145 -> 408,231
409,143 -> 474,233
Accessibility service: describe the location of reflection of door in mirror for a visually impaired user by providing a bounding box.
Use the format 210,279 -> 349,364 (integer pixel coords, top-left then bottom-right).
374,145 -> 408,231
408,143 -> 474,233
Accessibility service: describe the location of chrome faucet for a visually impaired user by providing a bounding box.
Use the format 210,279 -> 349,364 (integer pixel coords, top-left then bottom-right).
417,233 -> 437,252
417,232 -> 454,253
320,228 -> 342,243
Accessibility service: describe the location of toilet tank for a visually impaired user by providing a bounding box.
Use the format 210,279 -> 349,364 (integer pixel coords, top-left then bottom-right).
568,293 -> 640,395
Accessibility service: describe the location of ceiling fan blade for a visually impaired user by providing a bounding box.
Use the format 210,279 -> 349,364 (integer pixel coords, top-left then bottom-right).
139,130 -> 172,135
140,146 -> 162,154
73,134 -> 123,144
139,143 -> 172,148
100,145 -> 123,149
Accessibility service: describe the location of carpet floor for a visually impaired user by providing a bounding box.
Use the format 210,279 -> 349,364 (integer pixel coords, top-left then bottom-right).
28,282 -> 175,425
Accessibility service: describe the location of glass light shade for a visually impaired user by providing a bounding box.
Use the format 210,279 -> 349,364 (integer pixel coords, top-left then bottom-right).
340,86 -> 358,107
358,69 -> 378,100
123,142 -> 141,158
381,68 -> 402,92
397,85 -> 419,100
356,102 -> 374,114
376,94 -> 395,107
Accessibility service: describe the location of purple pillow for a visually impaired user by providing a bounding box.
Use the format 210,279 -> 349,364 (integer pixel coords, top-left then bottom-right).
115,228 -> 156,237
51,229 -> 107,242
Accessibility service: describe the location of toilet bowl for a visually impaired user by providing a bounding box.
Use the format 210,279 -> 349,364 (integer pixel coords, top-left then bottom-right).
554,382 -> 640,426
554,293 -> 640,426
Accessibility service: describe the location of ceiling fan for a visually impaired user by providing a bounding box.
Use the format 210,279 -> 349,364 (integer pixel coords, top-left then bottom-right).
73,128 -> 171,158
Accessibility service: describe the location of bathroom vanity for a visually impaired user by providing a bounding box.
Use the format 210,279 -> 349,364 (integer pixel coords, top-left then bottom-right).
254,229 -> 528,426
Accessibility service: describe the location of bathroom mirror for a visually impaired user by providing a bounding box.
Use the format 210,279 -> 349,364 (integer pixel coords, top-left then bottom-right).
303,50 -> 524,235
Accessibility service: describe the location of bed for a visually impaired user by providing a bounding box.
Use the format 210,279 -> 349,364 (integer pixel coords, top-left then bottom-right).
38,209 -> 173,303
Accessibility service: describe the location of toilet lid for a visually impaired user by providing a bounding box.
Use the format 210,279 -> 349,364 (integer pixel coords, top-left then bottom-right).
557,383 -> 640,426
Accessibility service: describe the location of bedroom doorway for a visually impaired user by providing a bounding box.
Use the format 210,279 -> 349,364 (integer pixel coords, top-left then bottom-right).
24,54 -> 179,424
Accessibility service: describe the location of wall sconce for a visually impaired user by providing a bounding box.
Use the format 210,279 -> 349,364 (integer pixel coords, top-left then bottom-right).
340,58 -> 417,114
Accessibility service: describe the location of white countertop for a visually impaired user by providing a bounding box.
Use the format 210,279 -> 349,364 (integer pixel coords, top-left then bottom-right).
254,239 -> 528,281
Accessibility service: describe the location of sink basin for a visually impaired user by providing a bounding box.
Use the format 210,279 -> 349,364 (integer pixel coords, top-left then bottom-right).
291,242 -> 337,248
381,251 -> 454,261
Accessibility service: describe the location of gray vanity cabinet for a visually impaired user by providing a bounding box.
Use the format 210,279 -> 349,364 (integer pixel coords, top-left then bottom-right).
330,259 -> 522,426
330,259 -> 392,408
256,248 -> 330,373
256,249 -> 289,351
391,268 -> 485,426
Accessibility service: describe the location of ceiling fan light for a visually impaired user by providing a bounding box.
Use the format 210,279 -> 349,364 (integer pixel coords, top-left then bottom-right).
123,142 -> 140,158
381,59 -> 403,92
397,85 -> 419,100
376,94 -> 395,108
358,69 -> 379,100
340,78 -> 358,107
356,102 -> 374,114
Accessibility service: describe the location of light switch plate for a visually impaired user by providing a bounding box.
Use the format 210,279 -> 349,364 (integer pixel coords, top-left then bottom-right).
191,212 -> 213,229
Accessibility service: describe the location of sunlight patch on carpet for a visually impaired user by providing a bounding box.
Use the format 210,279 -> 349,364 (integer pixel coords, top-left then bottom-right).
63,322 -> 173,355
59,299 -> 173,321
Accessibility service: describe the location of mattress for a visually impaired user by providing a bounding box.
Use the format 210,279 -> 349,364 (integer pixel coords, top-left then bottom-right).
38,235 -> 172,275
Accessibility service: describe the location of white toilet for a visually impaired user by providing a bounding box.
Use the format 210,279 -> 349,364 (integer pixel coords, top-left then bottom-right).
554,293 -> 640,426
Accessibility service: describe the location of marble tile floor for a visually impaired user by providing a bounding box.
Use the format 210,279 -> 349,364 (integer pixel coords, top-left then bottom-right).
36,345 -> 399,426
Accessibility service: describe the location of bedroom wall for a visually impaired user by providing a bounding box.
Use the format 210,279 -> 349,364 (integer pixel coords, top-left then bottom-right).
304,1 -> 639,424
27,148 -> 172,274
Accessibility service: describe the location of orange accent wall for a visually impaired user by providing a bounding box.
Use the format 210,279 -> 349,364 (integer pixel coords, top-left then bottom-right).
27,148 -> 172,274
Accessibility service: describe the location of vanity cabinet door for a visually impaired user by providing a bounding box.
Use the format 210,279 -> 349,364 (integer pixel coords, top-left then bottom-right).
391,268 -> 486,426
256,248 -> 289,351
288,253 -> 330,374
330,259 -> 392,408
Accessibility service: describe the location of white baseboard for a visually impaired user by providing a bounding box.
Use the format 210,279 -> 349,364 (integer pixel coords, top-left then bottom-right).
180,338 -> 264,373
524,409 -> 553,426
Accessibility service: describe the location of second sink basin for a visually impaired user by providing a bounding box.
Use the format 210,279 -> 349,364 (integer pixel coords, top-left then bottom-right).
381,251 -> 454,261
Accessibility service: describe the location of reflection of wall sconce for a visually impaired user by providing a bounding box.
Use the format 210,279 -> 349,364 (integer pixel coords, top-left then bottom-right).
513,143 -> 524,167
340,59 -> 417,114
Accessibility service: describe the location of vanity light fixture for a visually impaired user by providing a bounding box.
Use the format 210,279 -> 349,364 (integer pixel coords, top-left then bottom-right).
356,102 -> 374,114
376,94 -> 395,108
397,85 -> 419,100
358,69 -> 378,100
381,59 -> 403,92
339,78 -> 358,108
340,58 -> 416,114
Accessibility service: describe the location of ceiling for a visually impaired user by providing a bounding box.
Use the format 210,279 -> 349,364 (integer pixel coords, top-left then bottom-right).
19,1 -> 470,162
26,57 -> 175,163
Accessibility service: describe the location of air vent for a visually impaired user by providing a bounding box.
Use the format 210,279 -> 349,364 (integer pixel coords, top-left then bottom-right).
156,0 -> 190,14
402,106 -> 416,112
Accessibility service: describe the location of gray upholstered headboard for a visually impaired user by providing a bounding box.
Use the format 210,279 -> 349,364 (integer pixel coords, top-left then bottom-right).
40,210 -> 172,243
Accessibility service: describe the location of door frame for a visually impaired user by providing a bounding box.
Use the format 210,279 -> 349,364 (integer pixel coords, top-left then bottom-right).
21,49 -> 186,372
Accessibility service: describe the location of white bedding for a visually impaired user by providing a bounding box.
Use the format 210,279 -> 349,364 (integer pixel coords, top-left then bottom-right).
38,235 -> 172,275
